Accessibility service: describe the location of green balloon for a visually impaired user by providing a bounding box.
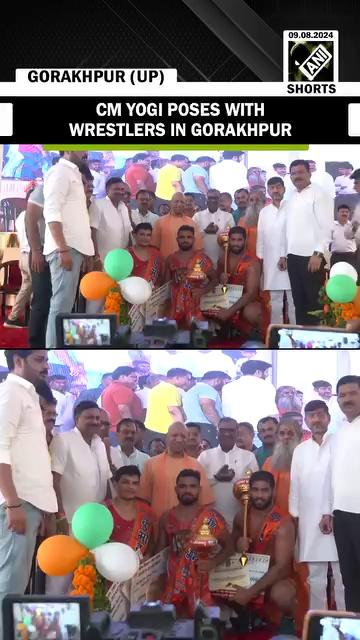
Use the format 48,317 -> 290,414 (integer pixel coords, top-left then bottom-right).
326,274 -> 357,303
104,249 -> 134,281
72,503 -> 114,549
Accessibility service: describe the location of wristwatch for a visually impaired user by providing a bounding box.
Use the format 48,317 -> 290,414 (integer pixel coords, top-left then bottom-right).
313,251 -> 324,257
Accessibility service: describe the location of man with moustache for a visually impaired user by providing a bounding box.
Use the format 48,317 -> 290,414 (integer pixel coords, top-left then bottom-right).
233,188 -> 249,225
256,177 -> 296,324
43,150 -> 95,347
310,380 -> 345,435
198,417 -> 258,528
213,227 -> 263,333
193,189 -> 235,266
255,416 -> 278,467
289,401 -> 345,610
321,375 -> 360,612
231,471 -> 297,634
263,418 -> 303,514
156,469 -> 232,617
185,423 -> 203,458
0,350 -> 57,630
279,160 -> 333,326
165,225 -> 216,329
110,419 -> 149,473
50,401 -> 112,535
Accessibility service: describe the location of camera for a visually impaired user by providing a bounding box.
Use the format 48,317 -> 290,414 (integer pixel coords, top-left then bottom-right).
3,596 -> 222,640
56,314 -> 212,349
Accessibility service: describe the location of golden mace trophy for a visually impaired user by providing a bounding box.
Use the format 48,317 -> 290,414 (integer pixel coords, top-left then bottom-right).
233,470 -> 252,567
217,227 -> 230,294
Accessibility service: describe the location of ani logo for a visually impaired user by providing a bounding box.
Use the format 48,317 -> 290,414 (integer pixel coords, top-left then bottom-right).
283,31 -> 338,91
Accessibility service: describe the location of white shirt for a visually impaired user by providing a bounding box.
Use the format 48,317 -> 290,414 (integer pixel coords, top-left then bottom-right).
193,209 -> 235,266
15,210 -> 30,253
90,169 -> 107,199
209,160 -> 248,196
222,375 -> 278,426
280,183 -> 334,257
131,209 -> 159,227
281,174 -> 297,201
331,221 -> 357,253
89,197 -> 132,261
311,170 -> 336,199
256,202 -> 291,290
323,415 -> 360,514
198,445 -> 258,528
43,158 -> 94,256
0,374 -> 57,512
289,437 -> 339,562
335,174 -> 355,195
51,390 -> 75,433
184,351 -> 237,379
50,428 -> 112,522
110,445 -> 149,473
136,387 -> 150,409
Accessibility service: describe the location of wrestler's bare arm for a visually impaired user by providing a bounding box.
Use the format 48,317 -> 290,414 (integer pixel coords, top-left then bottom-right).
246,518 -> 295,598
155,511 -> 170,554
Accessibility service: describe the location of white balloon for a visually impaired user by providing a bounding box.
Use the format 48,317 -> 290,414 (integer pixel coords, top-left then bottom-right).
119,276 -> 152,305
92,542 -> 139,582
330,261 -> 358,282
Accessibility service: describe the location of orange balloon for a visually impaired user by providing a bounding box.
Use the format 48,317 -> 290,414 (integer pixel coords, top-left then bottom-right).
37,535 -> 88,576
80,271 -> 116,301
354,287 -> 360,315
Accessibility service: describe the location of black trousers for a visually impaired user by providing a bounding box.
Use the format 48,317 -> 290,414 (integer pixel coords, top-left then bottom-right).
333,510 -> 360,612
287,253 -> 325,325
28,263 -> 52,348
330,251 -> 358,269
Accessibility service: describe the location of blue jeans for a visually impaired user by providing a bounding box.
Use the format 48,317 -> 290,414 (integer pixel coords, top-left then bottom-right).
0,502 -> 43,640
46,248 -> 84,348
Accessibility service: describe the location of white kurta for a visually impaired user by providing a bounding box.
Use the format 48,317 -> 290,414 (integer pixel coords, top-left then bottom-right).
193,209 -> 235,266
289,437 -> 339,562
256,202 -> 291,291
198,445 -> 258,529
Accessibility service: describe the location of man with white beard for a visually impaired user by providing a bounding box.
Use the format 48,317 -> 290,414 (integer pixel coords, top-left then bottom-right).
263,418 -> 302,514
238,189 -> 266,257
289,400 -> 345,610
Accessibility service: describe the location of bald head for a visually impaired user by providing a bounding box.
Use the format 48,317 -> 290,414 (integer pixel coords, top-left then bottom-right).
98,408 -> 111,439
171,192 -> 186,217
167,422 -> 187,456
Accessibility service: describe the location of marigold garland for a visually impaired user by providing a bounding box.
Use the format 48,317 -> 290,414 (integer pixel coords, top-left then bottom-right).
310,285 -> 358,327
104,285 -> 130,325
69,554 -> 111,612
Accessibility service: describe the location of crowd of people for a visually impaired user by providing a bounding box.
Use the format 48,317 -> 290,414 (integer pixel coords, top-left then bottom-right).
0,350 -> 359,638
4,150 -> 360,348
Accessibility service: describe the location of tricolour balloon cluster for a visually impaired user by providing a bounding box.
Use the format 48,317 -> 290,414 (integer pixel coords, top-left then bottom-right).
37,502 -> 139,583
326,262 -> 358,304
79,249 -> 152,306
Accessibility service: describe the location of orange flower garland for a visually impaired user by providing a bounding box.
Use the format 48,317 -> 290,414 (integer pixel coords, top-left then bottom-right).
69,554 -> 111,611
70,556 -> 96,601
104,285 -> 130,325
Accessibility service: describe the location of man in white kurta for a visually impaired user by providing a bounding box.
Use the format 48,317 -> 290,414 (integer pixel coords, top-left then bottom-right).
256,177 -> 295,324
193,190 -> 235,267
198,417 -> 258,528
289,399 -> 345,610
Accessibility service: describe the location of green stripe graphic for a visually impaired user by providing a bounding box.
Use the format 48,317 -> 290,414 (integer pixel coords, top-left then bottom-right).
44,144 -> 309,151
